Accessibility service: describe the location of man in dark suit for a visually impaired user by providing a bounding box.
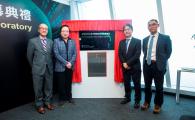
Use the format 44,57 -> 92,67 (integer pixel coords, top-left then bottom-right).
27,23 -> 54,114
141,19 -> 172,114
118,24 -> 141,109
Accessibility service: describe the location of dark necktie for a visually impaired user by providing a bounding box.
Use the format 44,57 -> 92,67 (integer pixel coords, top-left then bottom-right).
126,39 -> 130,53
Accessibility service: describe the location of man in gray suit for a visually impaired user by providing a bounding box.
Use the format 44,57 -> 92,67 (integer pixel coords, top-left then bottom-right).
27,23 -> 54,114
141,19 -> 172,114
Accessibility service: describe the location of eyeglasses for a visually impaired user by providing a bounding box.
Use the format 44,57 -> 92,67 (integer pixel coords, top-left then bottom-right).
39,27 -> 48,30
61,30 -> 69,33
148,23 -> 158,27
124,28 -> 132,31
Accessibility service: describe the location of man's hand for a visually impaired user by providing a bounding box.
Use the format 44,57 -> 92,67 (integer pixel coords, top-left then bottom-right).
123,63 -> 131,70
123,63 -> 128,69
66,62 -> 72,69
126,66 -> 131,70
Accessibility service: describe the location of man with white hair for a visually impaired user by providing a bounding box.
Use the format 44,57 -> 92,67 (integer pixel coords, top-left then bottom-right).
27,23 -> 54,114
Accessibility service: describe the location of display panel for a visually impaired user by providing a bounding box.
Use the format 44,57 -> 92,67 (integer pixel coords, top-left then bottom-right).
88,52 -> 107,77
79,31 -> 114,50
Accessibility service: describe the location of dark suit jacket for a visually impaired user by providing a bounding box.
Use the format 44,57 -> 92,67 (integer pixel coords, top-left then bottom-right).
27,37 -> 53,75
53,37 -> 77,72
118,37 -> 141,71
142,33 -> 172,71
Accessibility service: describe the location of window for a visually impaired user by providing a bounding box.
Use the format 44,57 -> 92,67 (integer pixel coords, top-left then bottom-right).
78,0 -> 111,20
113,0 -> 158,85
162,0 -> 195,92
113,0 -> 158,39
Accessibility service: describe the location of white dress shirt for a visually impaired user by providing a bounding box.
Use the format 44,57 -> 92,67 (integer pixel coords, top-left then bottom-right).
146,32 -> 159,61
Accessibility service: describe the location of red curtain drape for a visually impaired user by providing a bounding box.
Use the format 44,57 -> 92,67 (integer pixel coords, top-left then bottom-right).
114,31 -> 126,82
69,32 -> 82,83
62,20 -> 132,83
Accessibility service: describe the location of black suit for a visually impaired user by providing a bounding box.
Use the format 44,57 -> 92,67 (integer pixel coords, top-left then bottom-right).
118,37 -> 141,102
142,33 -> 172,106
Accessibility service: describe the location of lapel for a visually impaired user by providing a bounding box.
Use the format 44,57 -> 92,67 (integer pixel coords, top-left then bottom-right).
62,38 -> 71,54
156,33 -> 162,53
144,36 -> 150,55
67,39 -> 71,52
46,39 -> 51,51
60,38 -> 66,50
126,37 -> 135,54
123,39 -> 128,53
37,37 -> 45,53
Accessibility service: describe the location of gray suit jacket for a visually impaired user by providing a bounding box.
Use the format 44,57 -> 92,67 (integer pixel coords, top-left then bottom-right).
27,37 -> 53,75
53,37 -> 77,72
143,33 -> 172,71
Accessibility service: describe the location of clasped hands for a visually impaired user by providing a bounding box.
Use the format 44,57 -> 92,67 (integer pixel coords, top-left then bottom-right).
66,62 -> 72,69
123,63 -> 131,70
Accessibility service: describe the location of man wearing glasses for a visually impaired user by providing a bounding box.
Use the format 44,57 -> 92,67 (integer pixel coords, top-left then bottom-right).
141,19 -> 172,114
27,23 -> 54,114
118,24 -> 141,109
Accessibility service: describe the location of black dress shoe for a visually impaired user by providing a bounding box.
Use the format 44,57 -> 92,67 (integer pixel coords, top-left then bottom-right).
120,98 -> 130,104
134,102 -> 140,109
46,104 -> 55,110
37,107 -> 45,114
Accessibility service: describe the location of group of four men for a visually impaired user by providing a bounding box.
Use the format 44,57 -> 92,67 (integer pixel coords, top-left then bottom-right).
27,19 -> 172,114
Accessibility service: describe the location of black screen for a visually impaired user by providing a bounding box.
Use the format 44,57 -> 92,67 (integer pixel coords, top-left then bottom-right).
79,31 -> 115,50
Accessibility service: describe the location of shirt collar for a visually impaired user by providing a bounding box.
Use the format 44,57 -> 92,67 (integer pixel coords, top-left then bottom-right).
60,37 -> 71,41
39,35 -> 47,40
126,36 -> 132,40
150,32 -> 159,38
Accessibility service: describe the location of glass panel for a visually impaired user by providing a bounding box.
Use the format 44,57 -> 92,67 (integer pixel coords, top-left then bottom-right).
113,0 -> 158,85
162,0 -> 195,92
113,0 -> 158,38
78,0 -> 111,20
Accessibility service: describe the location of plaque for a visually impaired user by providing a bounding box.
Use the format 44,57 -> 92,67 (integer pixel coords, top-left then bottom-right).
88,52 -> 107,77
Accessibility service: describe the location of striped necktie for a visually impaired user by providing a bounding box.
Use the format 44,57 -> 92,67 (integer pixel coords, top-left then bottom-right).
147,35 -> 154,65
42,39 -> 47,52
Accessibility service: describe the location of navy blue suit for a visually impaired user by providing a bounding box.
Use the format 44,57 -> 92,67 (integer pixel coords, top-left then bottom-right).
119,37 -> 141,102
143,33 -> 172,71
142,33 -> 172,106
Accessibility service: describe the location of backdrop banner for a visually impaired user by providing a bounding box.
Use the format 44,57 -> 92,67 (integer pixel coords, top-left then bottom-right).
0,0 -> 70,112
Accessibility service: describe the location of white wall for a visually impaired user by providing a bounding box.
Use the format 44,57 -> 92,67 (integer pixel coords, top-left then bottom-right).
72,51 -> 125,98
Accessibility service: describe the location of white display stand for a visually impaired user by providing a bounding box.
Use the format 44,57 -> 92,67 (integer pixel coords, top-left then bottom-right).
176,67 -> 195,103
72,51 -> 125,98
